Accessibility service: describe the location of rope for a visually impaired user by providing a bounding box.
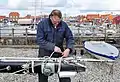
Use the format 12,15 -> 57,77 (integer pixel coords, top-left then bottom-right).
0,66 -> 11,71
57,56 -> 63,73
12,52 -> 55,74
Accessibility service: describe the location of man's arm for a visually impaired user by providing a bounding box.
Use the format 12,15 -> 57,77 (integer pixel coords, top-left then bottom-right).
62,24 -> 74,57
65,24 -> 75,53
36,22 -> 55,51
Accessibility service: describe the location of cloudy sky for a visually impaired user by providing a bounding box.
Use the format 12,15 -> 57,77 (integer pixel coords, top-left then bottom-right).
0,0 -> 120,16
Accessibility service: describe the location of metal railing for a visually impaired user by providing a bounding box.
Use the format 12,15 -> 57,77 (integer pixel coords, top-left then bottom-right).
0,28 -> 120,45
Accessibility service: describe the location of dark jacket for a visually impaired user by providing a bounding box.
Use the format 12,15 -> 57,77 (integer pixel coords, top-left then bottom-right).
36,18 -> 74,57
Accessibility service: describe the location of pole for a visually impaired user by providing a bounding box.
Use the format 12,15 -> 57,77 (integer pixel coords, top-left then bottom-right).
34,0 -> 37,29
0,26 -> 2,43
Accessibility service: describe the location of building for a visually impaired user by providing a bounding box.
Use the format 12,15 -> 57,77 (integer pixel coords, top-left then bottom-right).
9,12 -> 20,22
86,14 -> 100,21
0,16 -> 6,22
100,14 -> 113,23
77,15 -> 86,23
112,16 -> 120,25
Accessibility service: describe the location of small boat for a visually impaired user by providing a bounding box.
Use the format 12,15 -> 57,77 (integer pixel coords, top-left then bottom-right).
27,29 -> 36,35
83,41 -> 119,60
23,25 -> 37,35
84,30 -> 93,35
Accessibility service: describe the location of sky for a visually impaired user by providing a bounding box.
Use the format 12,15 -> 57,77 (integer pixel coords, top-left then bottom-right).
0,0 -> 120,16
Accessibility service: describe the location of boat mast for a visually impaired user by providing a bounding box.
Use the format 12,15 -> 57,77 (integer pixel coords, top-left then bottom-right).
34,0 -> 37,29
40,0 -> 43,21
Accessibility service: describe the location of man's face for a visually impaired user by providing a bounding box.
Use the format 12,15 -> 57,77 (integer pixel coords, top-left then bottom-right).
50,16 -> 61,26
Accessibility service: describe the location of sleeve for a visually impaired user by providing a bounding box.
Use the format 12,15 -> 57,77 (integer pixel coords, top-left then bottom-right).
36,21 -> 55,51
65,24 -> 75,53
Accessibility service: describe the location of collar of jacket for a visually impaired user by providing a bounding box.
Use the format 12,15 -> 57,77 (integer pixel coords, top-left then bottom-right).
48,18 -> 62,28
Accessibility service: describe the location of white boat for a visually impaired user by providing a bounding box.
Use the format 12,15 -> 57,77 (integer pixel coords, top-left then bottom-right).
84,30 -> 93,35
83,41 -> 119,60
27,29 -> 36,35
23,25 -> 37,35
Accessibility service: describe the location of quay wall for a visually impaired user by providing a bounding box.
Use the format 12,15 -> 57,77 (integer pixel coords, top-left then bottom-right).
0,36 -> 120,48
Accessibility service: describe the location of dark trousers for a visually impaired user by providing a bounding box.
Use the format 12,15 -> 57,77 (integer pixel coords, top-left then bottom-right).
38,49 -> 71,82
38,73 -> 71,82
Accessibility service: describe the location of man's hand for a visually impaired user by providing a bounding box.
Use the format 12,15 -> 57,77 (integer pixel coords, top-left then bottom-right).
54,46 -> 62,53
62,48 -> 70,57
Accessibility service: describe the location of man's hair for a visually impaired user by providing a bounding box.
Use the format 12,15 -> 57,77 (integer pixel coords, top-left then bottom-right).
49,9 -> 62,19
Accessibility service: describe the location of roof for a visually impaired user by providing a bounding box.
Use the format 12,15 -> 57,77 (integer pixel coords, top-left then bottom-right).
0,16 -> 6,19
9,12 -> 20,16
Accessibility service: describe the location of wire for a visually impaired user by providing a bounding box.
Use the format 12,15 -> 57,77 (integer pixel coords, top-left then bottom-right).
12,69 -> 27,74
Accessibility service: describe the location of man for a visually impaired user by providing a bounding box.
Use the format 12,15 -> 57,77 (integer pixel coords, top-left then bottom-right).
36,9 -> 74,82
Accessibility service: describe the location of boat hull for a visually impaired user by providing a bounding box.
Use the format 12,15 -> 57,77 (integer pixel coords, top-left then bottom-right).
83,41 -> 119,60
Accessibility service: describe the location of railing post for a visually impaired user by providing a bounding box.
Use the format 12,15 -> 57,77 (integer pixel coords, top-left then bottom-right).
0,26 -> 2,43
104,27 -> 107,42
25,28 -> 28,45
78,28 -> 81,45
12,28 -> 14,45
